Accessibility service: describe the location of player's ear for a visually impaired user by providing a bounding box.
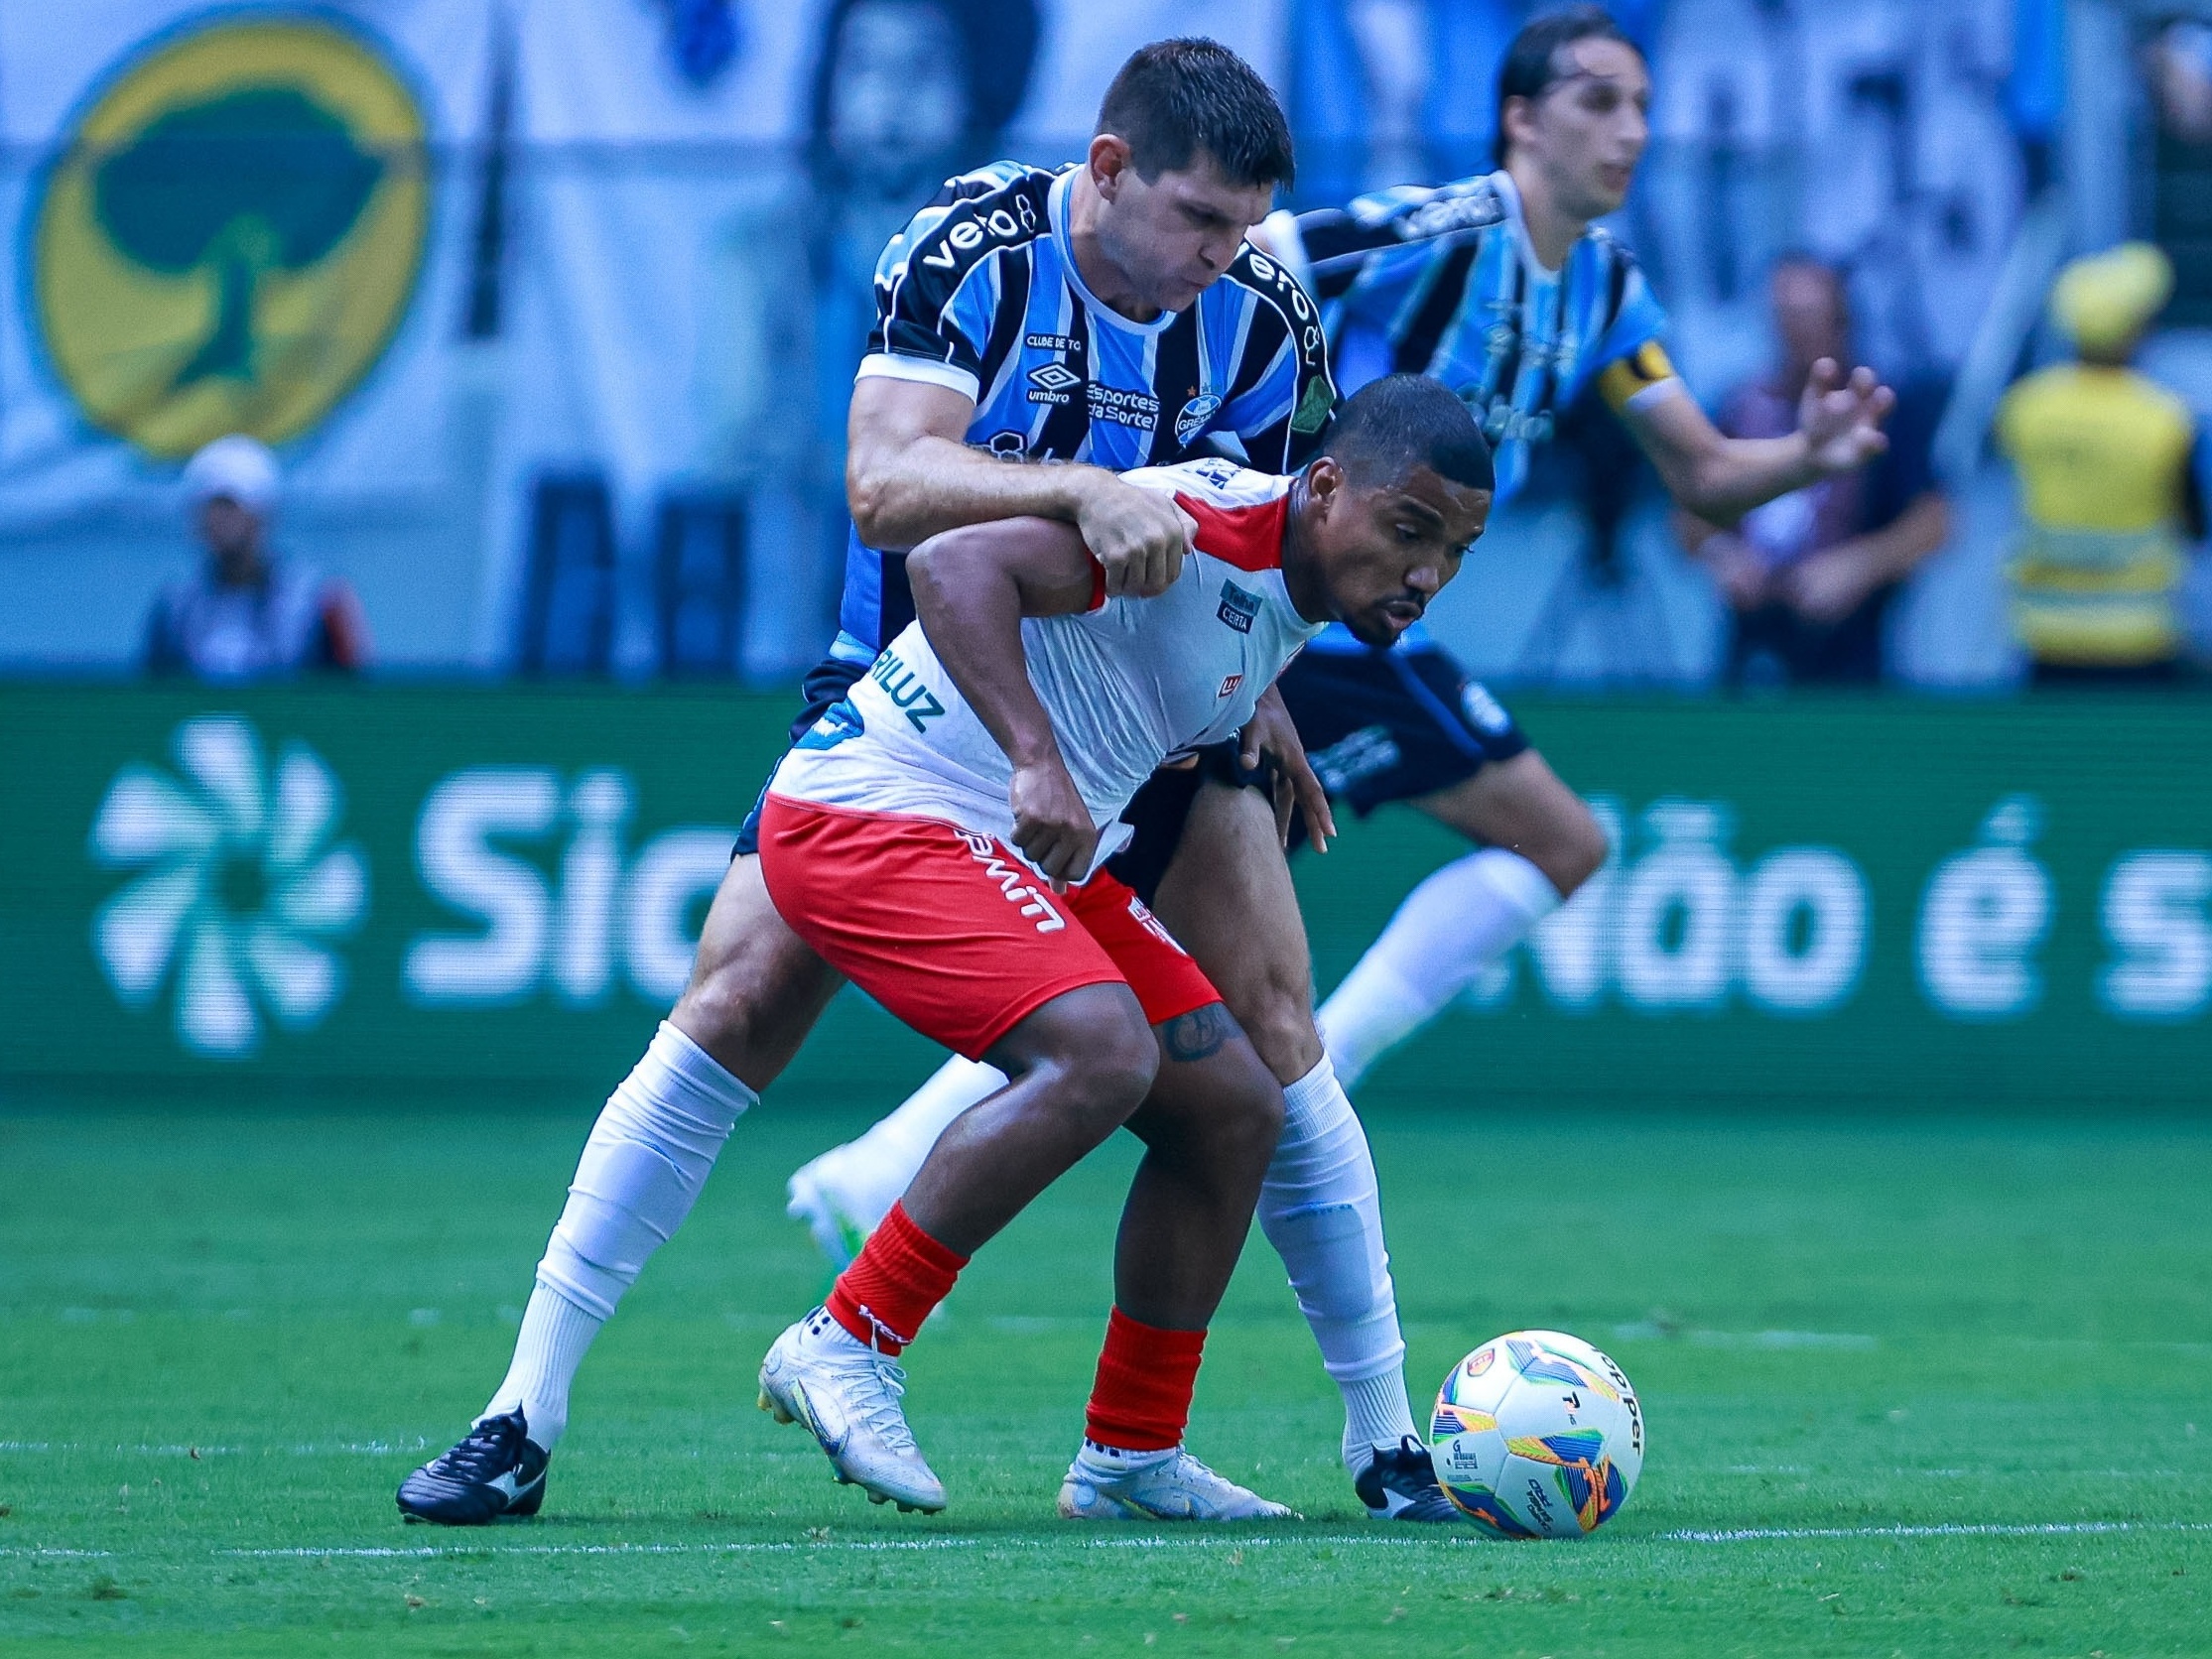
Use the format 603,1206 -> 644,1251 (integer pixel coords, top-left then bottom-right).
1306,457 -> 1345,514
1090,134 -> 1133,201
1501,94 -> 1538,157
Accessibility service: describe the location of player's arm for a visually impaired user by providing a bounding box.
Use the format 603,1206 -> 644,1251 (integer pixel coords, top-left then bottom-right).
1238,682 -> 1335,853
906,517 -> 1104,887
1621,356 -> 1897,525
1257,179 -> 1504,303
847,377 -> 1196,601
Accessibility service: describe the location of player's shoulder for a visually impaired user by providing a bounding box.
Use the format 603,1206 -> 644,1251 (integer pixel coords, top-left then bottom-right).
1125,457 -> 1291,510
1575,220 -> 1648,285
877,163 -> 1060,294
1215,244 -> 1333,399
1573,222 -> 1658,334
1220,238 -> 1322,331
1125,460 -> 1294,575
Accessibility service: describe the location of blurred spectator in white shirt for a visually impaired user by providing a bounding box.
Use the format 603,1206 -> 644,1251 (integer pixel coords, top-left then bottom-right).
144,436 -> 369,682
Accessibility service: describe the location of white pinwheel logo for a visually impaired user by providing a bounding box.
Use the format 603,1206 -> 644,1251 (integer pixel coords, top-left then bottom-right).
89,716 -> 368,1056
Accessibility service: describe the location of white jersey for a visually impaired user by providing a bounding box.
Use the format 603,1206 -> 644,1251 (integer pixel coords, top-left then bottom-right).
768,458 -> 1323,881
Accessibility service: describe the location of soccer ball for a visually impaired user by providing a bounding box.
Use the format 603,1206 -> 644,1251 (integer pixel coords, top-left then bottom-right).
1429,1330 -> 1643,1538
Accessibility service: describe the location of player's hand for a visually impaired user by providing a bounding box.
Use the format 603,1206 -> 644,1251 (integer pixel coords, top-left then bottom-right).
1240,684 -> 1336,853
1008,755 -> 1099,892
1797,358 -> 1895,476
1699,532 -> 1770,610
1074,472 -> 1197,600
1779,540 -> 1881,624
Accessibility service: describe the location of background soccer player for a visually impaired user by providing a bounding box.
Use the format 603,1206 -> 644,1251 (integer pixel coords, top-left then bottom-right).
1264,4 -> 1894,1084
789,3 -> 1897,1523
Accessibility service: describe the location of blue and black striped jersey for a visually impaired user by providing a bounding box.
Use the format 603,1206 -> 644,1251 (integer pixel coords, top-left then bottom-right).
1274,170 -> 1677,508
833,162 -> 1336,663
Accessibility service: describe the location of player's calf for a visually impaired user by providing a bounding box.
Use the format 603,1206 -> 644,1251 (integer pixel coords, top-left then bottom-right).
760,984 -> 1157,1511
898,983 -> 1159,1255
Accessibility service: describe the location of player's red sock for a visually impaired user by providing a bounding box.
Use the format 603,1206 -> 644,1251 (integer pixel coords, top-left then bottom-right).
825,1202 -> 967,1355
1084,1308 -> 1207,1453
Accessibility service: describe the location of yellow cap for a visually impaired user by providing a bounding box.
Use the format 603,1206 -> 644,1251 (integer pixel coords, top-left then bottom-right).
2051,242 -> 2174,356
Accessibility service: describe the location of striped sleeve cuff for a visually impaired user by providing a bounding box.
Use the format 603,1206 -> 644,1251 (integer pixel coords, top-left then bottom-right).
855,354 -> 980,402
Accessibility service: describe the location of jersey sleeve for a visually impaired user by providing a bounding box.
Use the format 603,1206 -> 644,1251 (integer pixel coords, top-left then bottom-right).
855,172 -> 1031,402
1590,260 -> 1681,414
1280,177 -> 1506,304
1210,252 -> 1339,471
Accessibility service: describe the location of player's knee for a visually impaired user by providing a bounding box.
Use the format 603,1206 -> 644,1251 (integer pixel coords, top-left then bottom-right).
1010,993 -> 1159,1137
671,967 -> 754,1064
1216,1057 -> 1287,1177
671,928 -> 826,1084
1078,1015 -> 1163,1126
1229,967 -> 1324,1085
1537,797 -> 1610,899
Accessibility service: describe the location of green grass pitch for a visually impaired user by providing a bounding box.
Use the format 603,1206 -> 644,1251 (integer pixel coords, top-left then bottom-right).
2,1095 -> 2208,1656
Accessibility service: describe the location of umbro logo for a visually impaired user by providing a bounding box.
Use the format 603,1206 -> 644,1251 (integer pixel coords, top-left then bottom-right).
1027,362 -> 1082,404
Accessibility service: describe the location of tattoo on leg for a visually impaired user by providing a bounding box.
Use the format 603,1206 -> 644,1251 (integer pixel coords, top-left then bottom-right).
1159,1002 -> 1237,1064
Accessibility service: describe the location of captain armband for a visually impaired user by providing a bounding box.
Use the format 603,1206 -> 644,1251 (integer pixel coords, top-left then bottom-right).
1597,340 -> 1683,414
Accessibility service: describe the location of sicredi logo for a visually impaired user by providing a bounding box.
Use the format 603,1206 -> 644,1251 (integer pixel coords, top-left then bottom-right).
89,715 -> 367,1056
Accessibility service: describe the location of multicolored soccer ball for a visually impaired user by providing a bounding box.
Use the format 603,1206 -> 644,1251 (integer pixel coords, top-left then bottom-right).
1429,1330 -> 1643,1538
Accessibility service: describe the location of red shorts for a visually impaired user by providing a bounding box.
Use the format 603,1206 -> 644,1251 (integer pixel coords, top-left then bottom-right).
758,794 -> 1220,1059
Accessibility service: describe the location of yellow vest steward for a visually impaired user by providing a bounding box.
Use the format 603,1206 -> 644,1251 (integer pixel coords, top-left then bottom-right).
1997,365 -> 2196,665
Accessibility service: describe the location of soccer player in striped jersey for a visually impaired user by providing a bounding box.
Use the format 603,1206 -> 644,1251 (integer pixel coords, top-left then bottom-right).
787,6 -> 1897,1523
1249,5 -> 1892,1089
399,39 -> 1363,1529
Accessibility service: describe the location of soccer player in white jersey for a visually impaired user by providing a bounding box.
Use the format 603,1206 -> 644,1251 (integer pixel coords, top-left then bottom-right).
754,378 -> 1489,1516
400,377 -> 1492,1523
786,5 -> 1898,1522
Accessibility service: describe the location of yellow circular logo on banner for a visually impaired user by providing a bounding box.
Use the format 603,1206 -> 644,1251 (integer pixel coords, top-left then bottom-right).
31,16 -> 430,458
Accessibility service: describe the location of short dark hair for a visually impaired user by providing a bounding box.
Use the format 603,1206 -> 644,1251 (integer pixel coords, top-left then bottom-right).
1321,374 -> 1494,495
1096,38 -> 1294,190
1496,6 -> 1642,166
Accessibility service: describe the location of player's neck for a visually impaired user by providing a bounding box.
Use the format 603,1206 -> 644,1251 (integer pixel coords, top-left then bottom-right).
1279,474 -> 1328,624
1064,170 -> 1162,325
1502,159 -> 1585,273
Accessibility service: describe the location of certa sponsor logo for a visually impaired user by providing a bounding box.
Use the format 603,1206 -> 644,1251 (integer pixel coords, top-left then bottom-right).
958,830 -> 1066,934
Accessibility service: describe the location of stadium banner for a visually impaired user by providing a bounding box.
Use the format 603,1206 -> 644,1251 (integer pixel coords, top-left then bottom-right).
475,0 -> 1287,672
3,686 -> 2208,1109
0,1 -> 496,530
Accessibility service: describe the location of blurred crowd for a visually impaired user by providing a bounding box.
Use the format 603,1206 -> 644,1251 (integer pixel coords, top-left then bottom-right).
10,0 -> 2203,691
152,233 -> 2206,691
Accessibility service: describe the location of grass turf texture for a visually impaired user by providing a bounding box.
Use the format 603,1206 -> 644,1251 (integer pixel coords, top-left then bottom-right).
1,1100 -> 2207,1657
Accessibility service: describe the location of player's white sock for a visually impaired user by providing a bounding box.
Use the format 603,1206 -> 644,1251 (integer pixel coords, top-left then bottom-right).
481,1021 -> 755,1447
1317,848 -> 1561,1089
482,1283 -> 601,1450
794,1055 -> 1004,1233
1257,1055 -> 1420,1475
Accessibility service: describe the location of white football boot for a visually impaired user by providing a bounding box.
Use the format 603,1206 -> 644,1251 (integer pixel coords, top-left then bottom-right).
784,1162 -> 874,1270
758,1307 -> 946,1513
1057,1443 -> 1297,1521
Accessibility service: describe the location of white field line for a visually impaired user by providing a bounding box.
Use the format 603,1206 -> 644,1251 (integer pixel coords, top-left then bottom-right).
199,1519 -> 2212,1562
1663,1520 -> 2212,1543
12,1522 -> 2208,1567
